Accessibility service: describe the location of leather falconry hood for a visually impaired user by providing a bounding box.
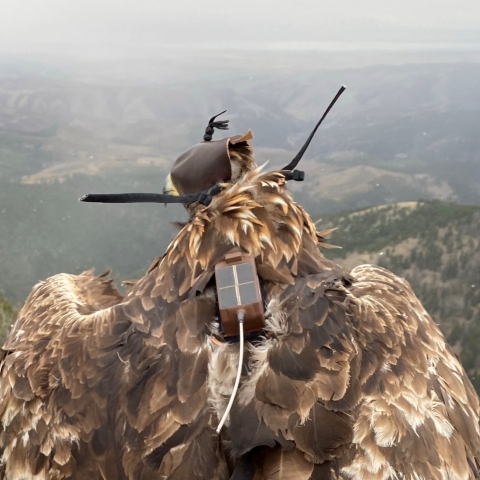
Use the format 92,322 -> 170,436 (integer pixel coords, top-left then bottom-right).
170,129 -> 253,195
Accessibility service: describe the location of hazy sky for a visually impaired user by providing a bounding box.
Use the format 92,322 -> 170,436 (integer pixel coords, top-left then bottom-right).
1,0 -> 480,57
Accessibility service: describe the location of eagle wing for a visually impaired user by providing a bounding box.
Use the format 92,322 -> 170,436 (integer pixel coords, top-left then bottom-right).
230,264 -> 480,480
0,270 -> 127,478
0,267 -> 228,479
341,265 -> 480,480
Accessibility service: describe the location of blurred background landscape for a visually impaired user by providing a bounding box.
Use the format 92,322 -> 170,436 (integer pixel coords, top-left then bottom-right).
1,0 -> 480,388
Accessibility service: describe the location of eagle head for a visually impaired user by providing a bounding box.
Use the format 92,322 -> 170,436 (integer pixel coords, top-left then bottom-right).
163,130 -> 255,197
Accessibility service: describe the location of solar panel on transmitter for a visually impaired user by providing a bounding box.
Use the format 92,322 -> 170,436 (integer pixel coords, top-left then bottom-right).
215,252 -> 265,337
217,263 -> 258,308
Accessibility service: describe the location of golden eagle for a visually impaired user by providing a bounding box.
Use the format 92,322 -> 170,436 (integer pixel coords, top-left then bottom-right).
1,91 -> 479,480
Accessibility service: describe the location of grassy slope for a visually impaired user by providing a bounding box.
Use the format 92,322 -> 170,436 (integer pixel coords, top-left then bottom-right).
0,294 -> 16,345
0,171 -> 188,304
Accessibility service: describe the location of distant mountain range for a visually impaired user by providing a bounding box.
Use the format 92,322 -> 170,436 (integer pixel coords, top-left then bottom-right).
2,61 -> 480,207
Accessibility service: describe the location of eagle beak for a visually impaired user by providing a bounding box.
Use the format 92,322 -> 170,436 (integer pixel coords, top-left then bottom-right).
163,174 -> 179,196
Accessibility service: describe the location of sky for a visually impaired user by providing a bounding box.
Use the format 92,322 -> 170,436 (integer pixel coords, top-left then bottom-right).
1,0 -> 479,58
